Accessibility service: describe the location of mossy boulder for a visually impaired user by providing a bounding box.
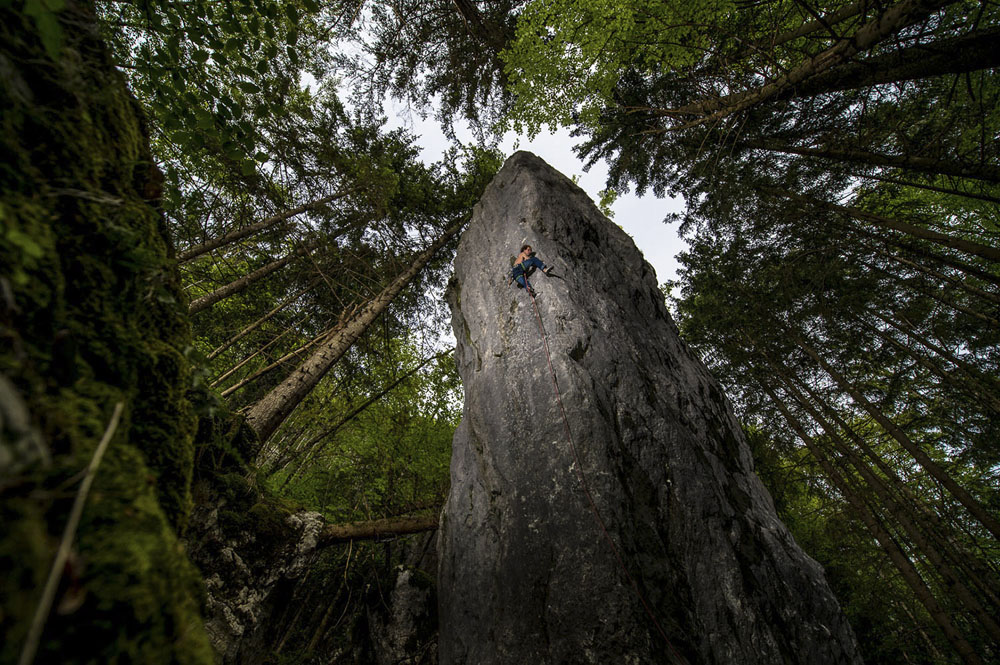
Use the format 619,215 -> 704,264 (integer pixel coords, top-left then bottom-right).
1,3 -> 212,662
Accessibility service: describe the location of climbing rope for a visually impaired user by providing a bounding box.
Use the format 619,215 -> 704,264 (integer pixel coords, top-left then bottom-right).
525,288 -> 686,664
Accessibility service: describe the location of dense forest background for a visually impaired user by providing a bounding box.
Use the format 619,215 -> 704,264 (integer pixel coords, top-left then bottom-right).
1,0 -> 997,663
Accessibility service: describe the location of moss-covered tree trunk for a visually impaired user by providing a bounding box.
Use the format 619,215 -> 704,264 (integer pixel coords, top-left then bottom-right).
1,2 -> 214,662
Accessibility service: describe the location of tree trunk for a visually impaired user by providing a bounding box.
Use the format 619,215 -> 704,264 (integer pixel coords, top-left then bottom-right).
877,249 -> 1000,307
188,240 -> 319,315
768,357 -> 1000,644
754,142 -> 1000,184
759,381 -> 985,665
245,220 -> 465,444
694,26 -> 1000,113
871,309 -> 1000,396
791,333 -> 1000,540
270,349 -> 452,479
319,513 -> 439,545
211,319 -> 305,388
781,27 -> 1000,100
661,0 -> 957,128
853,312 -> 1000,415
856,256 -> 1000,328
179,188 -> 358,263
773,188 -> 1000,261
207,279 -> 319,361
219,323 -> 334,397
849,226 -> 1000,288
861,173 -> 1000,205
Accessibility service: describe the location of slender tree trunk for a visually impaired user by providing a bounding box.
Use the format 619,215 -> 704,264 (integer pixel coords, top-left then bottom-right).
876,249 -> 1000,307
853,312 -> 1000,415
871,309 -> 1000,396
211,318 -> 305,388
739,0 -> 870,57
791,333 -> 1000,540
773,188 -> 1000,261
188,240 -> 319,315
779,27 -> 1000,99
849,226 -> 1000,288
753,142 -> 1000,184
856,256 -> 1000,328
220,323 -> 334,397
694,25 -> 1000,112
245,220 -> 465,444
207,279 -> 319,361
759,380 -> 985,665
178,188 -> 358,263
861,173 -> 1000,205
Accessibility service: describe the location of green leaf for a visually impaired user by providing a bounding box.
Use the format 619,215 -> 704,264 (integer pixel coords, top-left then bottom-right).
286,28 -> 298,45
241,160 -> 256,176
287,46 -> 298,66
192,49 -> 210,64
254,151 -> 269,162
256,59 -> 269,75
237,81 -> 260,94
285,4 -> 299,24
302,0 -> 319,11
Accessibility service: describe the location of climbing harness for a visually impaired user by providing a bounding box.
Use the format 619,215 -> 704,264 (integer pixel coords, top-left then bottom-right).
522,289 -> 687,664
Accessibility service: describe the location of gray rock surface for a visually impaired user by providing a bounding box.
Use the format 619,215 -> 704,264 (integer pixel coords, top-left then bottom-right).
438,151 -> 861,664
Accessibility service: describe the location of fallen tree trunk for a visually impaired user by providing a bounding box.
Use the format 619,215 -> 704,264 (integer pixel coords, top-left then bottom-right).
319,513 -> 439,545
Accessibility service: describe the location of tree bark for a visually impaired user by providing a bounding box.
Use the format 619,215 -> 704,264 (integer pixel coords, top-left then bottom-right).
245,220 -> 465,444
319,512 -> 439,545
188,240 -> 319,315
178,188 -> 358,263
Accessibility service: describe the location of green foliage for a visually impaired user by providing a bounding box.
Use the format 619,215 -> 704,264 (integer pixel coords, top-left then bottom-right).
502,0 -> 731,134
95,0 -> 325,181
263,337 -> 458,523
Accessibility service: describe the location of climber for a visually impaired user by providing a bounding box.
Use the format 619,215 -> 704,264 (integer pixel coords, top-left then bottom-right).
508,244 -> 553,297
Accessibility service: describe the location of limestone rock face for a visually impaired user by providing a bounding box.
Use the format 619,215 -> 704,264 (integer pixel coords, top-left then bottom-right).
438,151 -> 861,664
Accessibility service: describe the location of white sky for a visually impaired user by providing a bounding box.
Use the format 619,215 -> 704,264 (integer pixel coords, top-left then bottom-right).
383,108 -> 688,290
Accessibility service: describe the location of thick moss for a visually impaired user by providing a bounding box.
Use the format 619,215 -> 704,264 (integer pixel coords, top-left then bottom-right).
1,3 -> 212,663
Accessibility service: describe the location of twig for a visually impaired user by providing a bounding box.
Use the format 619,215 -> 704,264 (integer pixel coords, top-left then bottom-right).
19,402 -> 125,665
